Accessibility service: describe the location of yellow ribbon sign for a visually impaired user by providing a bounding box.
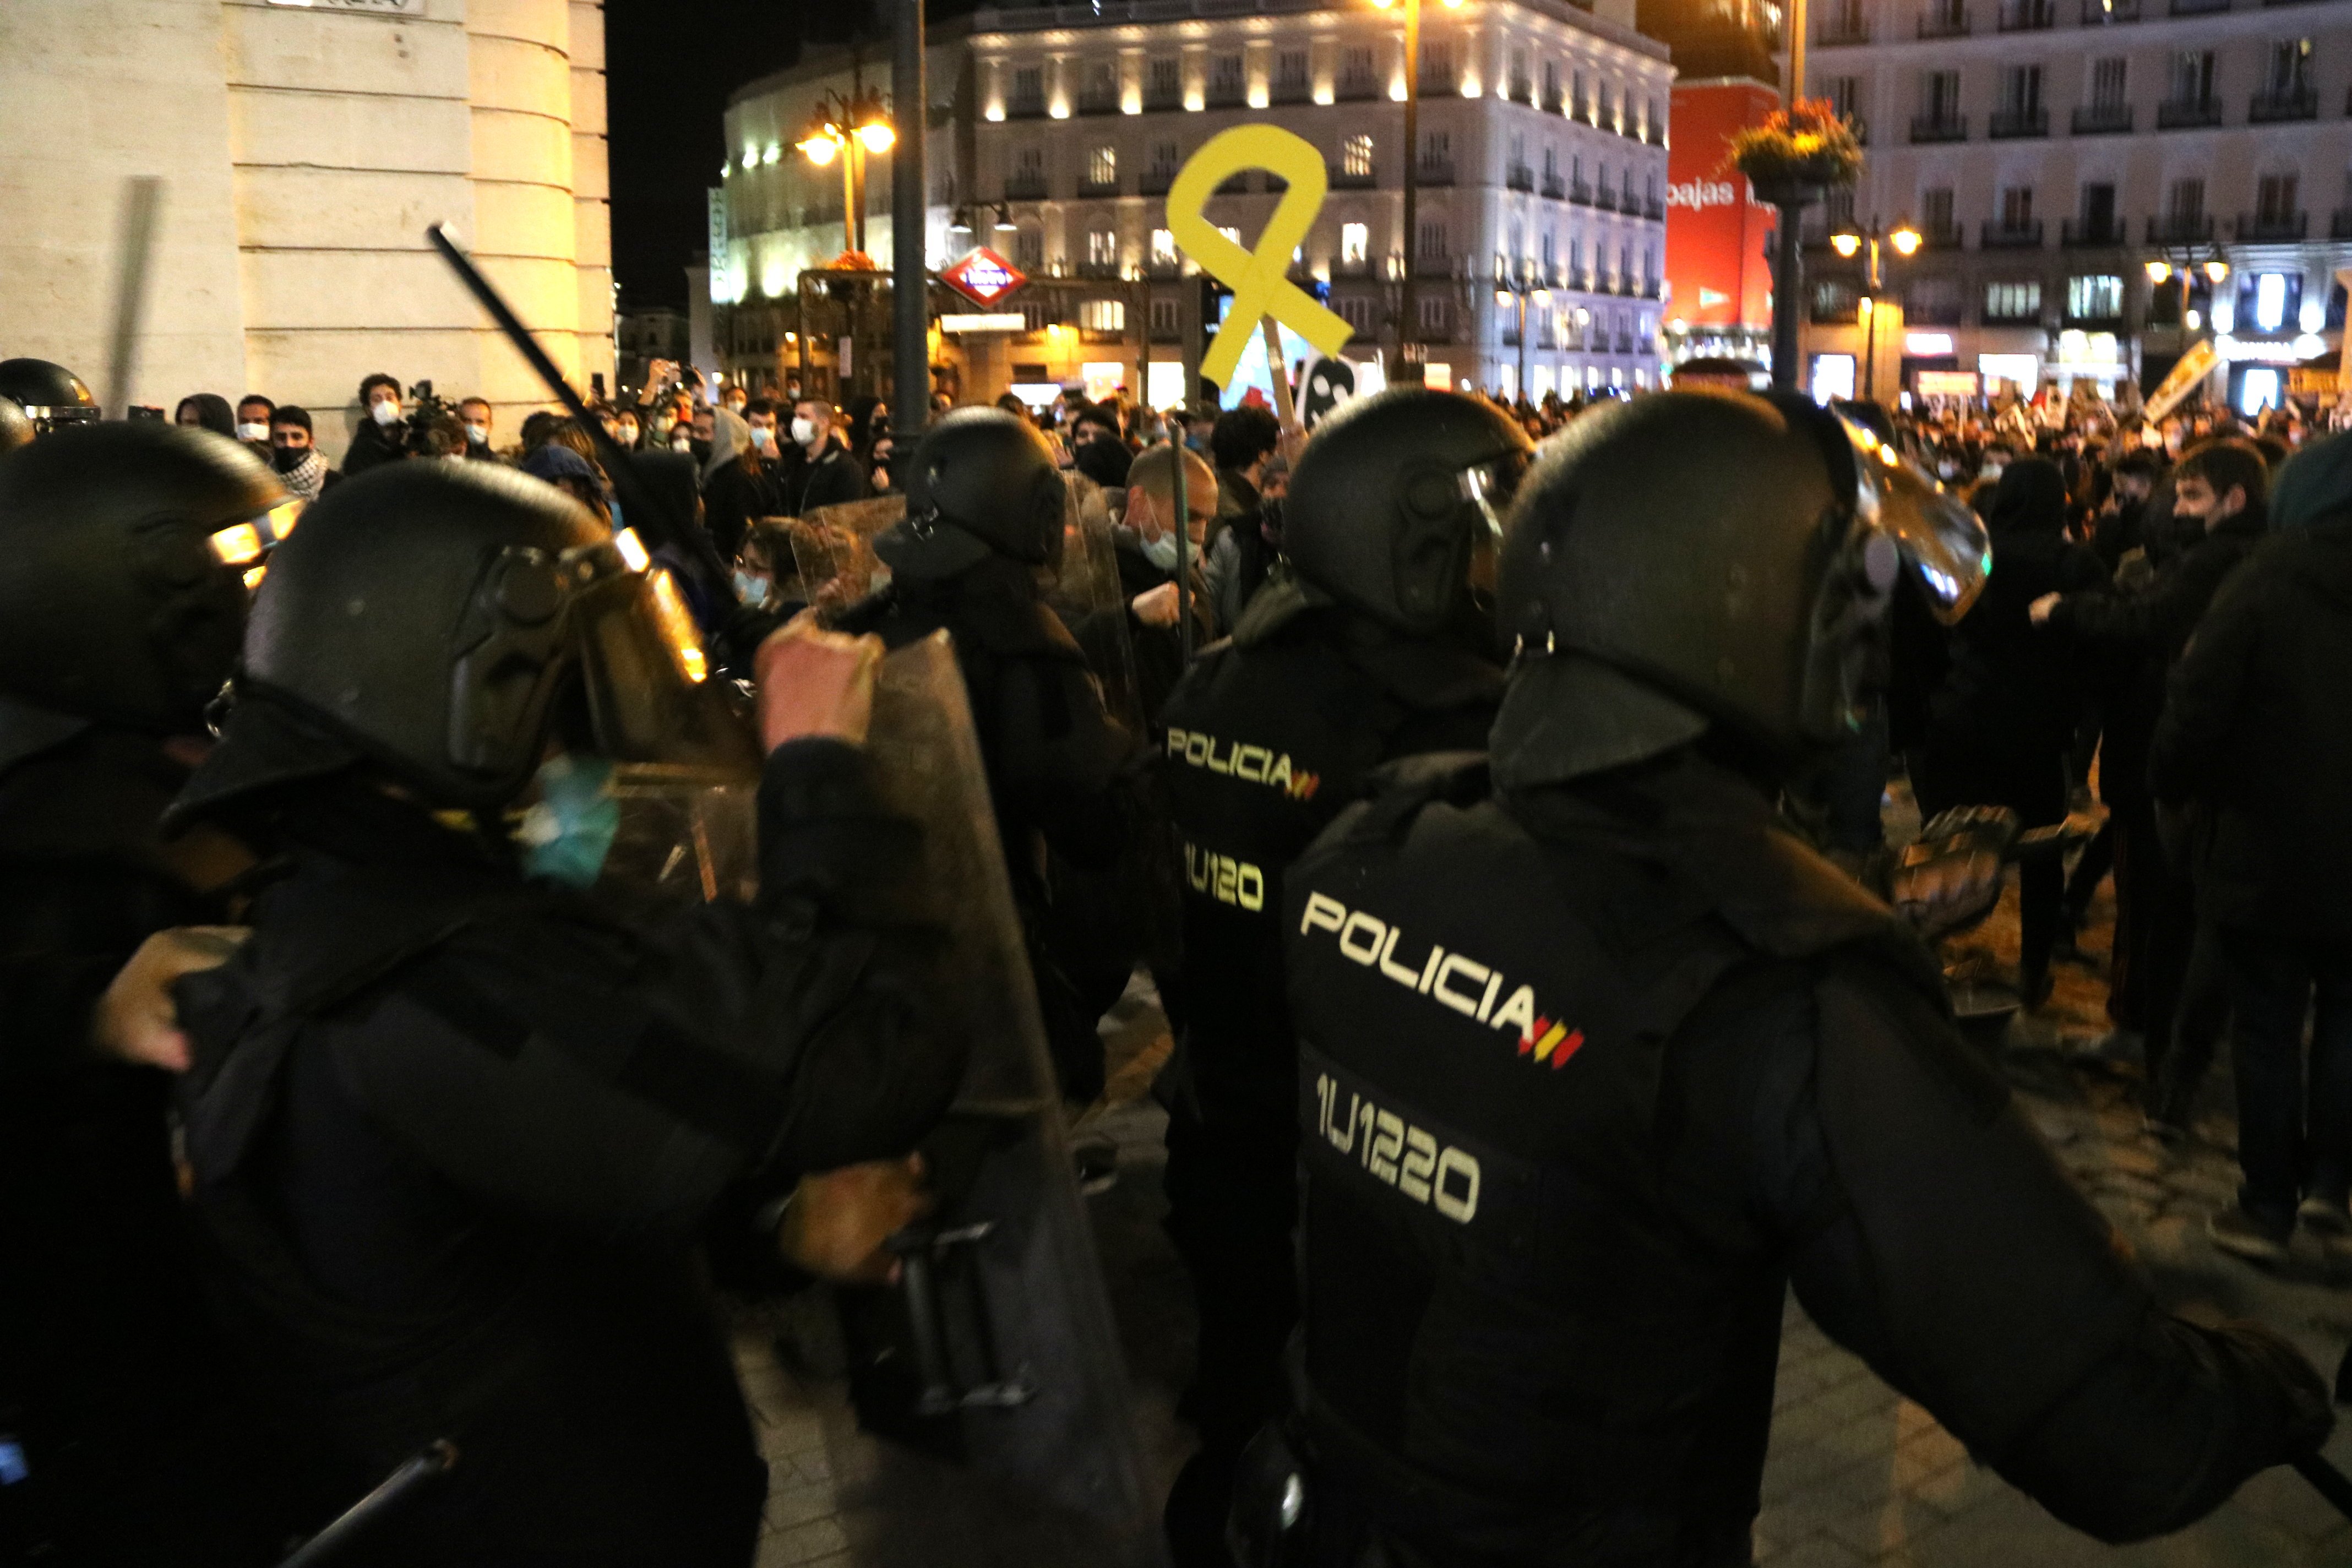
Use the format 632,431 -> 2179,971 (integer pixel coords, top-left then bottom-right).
1166,126 -> 1354,389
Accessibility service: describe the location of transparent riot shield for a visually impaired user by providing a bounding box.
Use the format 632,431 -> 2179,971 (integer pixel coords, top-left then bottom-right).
1043,473 -> 1148,740
838,630 -> 1157,1555
595,762 -> 764,905
785,495 -> 904,616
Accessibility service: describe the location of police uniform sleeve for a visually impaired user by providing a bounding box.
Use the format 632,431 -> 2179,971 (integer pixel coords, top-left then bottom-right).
1734,957 -> 2329,1542
325,738 -> 960,1242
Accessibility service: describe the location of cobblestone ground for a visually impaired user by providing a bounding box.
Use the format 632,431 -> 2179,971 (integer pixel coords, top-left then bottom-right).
727,840 -> 2352,1566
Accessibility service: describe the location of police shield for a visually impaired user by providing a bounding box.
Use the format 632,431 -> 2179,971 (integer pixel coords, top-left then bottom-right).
1043,472 -> 1147,739
836,629 -> 1158,1557
783,495 -> 904,612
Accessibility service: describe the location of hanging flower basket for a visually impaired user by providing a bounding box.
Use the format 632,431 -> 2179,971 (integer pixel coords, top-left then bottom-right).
827,249 -> 880,271
1728,99 -> 1863,202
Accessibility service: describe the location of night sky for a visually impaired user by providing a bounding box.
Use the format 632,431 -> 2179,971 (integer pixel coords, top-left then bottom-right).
606,0 -> 983,308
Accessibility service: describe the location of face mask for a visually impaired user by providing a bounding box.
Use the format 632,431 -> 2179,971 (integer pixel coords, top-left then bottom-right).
371,399 -> 402,427
790,417 -> 818,448
749,426 -> 776,453
1979,461 -> 2005,482
671,433 -> 693,453
1142,531 -> 1181,572
617,426 -> 638,448
271,445 -> 308,472
733,569 -> 770,607
516,753 -> 620,889
236,421 -> 268,442
651,415 -> 676,438
1936,461 -> 1957,480
464,423 -> 489,446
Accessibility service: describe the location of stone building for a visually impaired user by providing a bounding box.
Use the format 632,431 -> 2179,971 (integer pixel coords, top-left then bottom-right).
1,0 -> 613,460
715,0 -> 1675,407
1800,0 -> 2352,410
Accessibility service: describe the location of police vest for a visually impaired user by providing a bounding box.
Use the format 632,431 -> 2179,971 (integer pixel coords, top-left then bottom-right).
1282,757 -> 1919,1562
1159,618 -> 1497,1133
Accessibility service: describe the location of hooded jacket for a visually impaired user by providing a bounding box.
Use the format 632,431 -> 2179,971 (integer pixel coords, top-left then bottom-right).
2150,437 -> 2352,950
698,409 -> 775,565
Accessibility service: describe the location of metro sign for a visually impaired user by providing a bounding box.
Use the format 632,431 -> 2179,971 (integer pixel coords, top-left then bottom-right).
940,246 -> 1027,309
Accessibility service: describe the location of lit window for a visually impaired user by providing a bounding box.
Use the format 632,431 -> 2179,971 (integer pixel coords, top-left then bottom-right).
1151,228 -> 1178,265
1080,298 -> 1127,332
1344,133 -> 1375,179
1341,221 -> 1369,262
1090,146 -> 1117,186
2256,272 -> 2288,333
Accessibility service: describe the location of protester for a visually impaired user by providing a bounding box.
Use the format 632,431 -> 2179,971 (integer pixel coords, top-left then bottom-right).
459,396 -> 501,460
267,406 -> 330,502
233,395 -> 275,447
341,372 -> 408,477
782,396 -> 867,513
2150,431 -> 2352,1260
173,394 -> 235,438
703,403 -> 777,563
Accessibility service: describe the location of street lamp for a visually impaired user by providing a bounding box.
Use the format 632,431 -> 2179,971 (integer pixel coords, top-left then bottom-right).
797,88 -> 894,255
2146,249 -> 2230,338
1494,262 -> 1550,400
1829,217 -> 1922,402
1368,0 -> 1459,382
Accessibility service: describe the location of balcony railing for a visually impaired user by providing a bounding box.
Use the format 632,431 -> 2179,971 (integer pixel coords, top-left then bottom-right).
1336,74 -> 1380,102
1921,222 -> 1966,250
1005,172 -> 1049,200
1542,172 -> 1566,199
1981,219 -> 2045,248
1510,75 -> 1534,101
1646,197 -> 1666,220
1910,114 -> 1969,143
1008,92 -> 1047,120
1420,69 -> 1458,95
2062,216 -> 2127,245
1329,164 -> 1378,190
1076,177 -> 1119,198
1506,164 -> 1534,192
1593,185 -> 1618,210
2334,209 -> 2352,241
1918,4 -> 1972,35
1569,179 -> 1594,205
2156,97 -> 2223,129
1144,259 -> 1184,280
1997,0 -> 2055,25
1215,171 -> 1250,195
2236,210 -> 2308,241
1412,254 -> 1456,279
1818,13 -> 1874,42
1331,255 -> 1377,279
1205,80 -> 1246,108
2081,0 -> 2139,17
2169,0 -> 2228,12
1072,262 -> 1123,280
1140,168 -> 1175,195
2248,86 -> 2318,122
1988,106 -> 2049,138
1271,79 -> 1313,105
1144,87 -> 1182,112
1415,158 -> 1455,186
2147,213 -> 2215,242
2072,102 -> 2133,134
1077,90 -> 1120,116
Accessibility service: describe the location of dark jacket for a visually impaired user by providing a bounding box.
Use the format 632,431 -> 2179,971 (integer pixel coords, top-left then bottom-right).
2049,503 -> 2266,803
782,437 -> 869,514
340,417 -> 407,478
1112,528 -> 1213,728
1928,461 -> 2109,761
699,457 -> 777,566
2149,523 -> 2352,950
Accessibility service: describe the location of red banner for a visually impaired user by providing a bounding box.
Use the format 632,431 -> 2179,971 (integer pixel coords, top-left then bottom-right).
1664,80 -> 1780,331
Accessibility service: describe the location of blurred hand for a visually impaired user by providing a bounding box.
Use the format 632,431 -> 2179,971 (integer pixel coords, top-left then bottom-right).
1131,580 -> 1180,628
778,1155 -> 933,1285
2028,592 -> 2061,625
755,612 -> 884,750
92,925 -> 251,1071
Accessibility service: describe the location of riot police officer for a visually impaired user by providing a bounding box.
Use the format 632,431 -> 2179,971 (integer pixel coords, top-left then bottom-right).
1272,391 -> 2329,1564
839,406 -> 1135,1102
0,357 -> 102,438
0,422 -> 294,1562
162,461 -> 962,1565
1156,388 -> 1528,1564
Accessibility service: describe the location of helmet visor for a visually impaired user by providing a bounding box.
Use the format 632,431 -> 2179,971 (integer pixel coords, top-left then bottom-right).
568,531 -> 763,775
1838,415 -> 1991,625
1457,449 -> 1532,542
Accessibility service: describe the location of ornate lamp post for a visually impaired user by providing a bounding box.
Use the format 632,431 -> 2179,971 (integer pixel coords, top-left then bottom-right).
1830,219 -> 1921,401
1730,100 -> 1863,393
797,87 -> 895,257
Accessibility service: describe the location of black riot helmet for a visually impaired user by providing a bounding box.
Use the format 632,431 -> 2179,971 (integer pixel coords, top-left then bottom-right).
0,422 -> 291,733
1489,388 -> 1990,788
877,407 -> 1067,580
0,359 -> 101,435
1281,386 -> 1534,636
172,461 -> 758,824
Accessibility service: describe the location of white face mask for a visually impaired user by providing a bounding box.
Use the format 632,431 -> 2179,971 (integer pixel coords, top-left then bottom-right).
670,433 -> 694,453
1141,531 -> 1182,572
235,421 -> 268,442
464,423 -> 489,446
651,415 -> 676,438
749,426 -> 776,452
370,399 -> 401,427
790,416 -> 818,448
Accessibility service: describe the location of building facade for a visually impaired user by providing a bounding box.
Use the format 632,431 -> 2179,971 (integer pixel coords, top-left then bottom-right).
1800,0 -> 2352,410
715,0 -> 1675,406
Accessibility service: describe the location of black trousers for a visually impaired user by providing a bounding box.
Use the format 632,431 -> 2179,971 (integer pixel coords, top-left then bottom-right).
1912,741 -> 2067,992
2106,792 -> 2196,1044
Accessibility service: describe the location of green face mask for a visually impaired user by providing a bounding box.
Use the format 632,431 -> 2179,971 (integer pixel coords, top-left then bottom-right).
516,753 -> 621,889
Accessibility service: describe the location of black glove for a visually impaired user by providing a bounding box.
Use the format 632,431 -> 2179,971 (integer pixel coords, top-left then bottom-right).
1892,805 -> 2021,940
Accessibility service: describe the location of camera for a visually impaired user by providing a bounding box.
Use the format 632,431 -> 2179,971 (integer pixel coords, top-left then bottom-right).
402,379 -> 465,459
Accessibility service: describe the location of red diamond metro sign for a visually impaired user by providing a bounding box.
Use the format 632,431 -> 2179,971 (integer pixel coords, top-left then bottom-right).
939,246 -> 1027,309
